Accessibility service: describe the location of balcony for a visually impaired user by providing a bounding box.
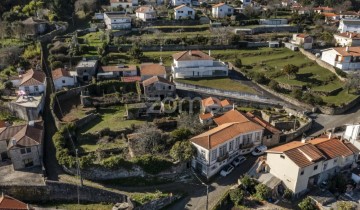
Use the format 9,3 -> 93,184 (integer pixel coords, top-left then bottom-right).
217,152 -> 229,162
239,143 -> 254,149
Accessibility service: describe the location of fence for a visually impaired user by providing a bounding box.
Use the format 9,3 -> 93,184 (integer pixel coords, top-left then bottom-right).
174,81 -> 281,106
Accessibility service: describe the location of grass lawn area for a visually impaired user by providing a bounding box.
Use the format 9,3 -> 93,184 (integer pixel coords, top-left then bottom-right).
80,105 -> 145,134
36,202 -> 113,210
79,31 -> 105,47
176,77 -> 258,94
130,191 -> 169,205
79,136 -> 127,153
321,89 -> 358,106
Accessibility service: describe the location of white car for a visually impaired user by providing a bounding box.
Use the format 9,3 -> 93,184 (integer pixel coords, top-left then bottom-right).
232,156 -> 246,167
252,145 -> 267,156
220,165 -> 234,177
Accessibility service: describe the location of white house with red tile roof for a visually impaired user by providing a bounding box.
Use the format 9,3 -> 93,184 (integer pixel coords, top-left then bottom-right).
334,32 -> 360,47
321,46 -> 360,70
174,5 -> 195,20
266,137 -> 359,196
212,3 -> 234,19
291,34 -> 313,49
136,6 -> 156,22
191,121 -> 264,178
52,68 -> 77,91
201,97 -> 232,113
13,69 -> 46,95
0,121 -> 44,170
171,50 -> 228,78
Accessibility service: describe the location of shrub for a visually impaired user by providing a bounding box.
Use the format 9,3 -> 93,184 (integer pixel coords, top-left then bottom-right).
269,80 -> 280,91
337,201 -> 356,210
255,184 -> 270,201
291,89 -> 303,100
101,155 -> 133,170
23,44 -> 41,59
234,58 -> 242,68
170,141 -> 195,162
51,61 -> 64,69
253,72 -> 269,85
79,153 -> 96,169
298,197 -> 316,210
171,128 -> 192,141
229,188 -> 245,206
283,188 -> 293,200
133,155 -> 173,174
240,174 -> 257,194
335,68 -> 347,78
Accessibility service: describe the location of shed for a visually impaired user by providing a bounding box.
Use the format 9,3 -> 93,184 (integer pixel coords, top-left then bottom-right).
269,41 -> 280,48
284,42 -> 299,51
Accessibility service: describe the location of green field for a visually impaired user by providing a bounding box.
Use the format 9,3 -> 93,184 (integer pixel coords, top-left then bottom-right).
79,105 -> 145,134
176,77 -> 258,95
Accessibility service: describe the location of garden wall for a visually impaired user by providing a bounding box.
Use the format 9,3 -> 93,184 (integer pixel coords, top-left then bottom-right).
135,195 -> 181,210
251,26 -> 299,34
146,19 -> 204,26
75,113 -> 99,129
37,22 -> 69,43
0,180 -> 131,205
318,95 -> 360,115
299,48 -> 346,82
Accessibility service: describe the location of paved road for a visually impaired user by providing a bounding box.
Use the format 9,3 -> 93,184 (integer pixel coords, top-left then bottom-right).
171,155 -> 258,210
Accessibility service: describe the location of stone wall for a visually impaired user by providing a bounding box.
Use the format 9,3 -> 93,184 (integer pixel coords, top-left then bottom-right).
318,95 -> 360,115
37,22 -> 69,43
251,26 -> 299,34
299,48 -> 346,82
0,180 -> 131,205
281,118 -> 312,142
135,195 -> 181,210
75,113 -> 99,129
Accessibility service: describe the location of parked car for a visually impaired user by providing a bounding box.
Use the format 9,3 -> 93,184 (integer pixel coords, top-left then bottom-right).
220,165 -> 234,177
252,145 -> 267,156
232,156 -> 246,167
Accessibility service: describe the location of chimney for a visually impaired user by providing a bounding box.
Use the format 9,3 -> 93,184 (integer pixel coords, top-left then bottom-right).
350,33 -> 353,38
346,46 -> 350,52
208,50 -> 211,56
328,132 -> 333,139
301,138 -> 307,143
189,50 -> 192,56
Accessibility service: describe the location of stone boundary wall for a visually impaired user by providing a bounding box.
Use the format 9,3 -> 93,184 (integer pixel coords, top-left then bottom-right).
299,48 -> 346,82
75,113 -> 99,129
318,95 -> 360,115
0,180 -> 132,205
135,195 -> 181,210
37,22 -> 69,43
281,107 -> 313,142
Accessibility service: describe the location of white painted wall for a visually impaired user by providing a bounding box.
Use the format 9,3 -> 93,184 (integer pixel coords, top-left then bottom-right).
172,0 -> 191,6
54,76 -> 76,91
19,83 -> 46,95
212,5 -> 234,19
339,20 -> 360,33
334,35 -> 360,47
174,7 -> 195,20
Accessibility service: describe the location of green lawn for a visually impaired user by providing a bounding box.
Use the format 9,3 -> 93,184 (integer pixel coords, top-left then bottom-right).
321,89 -> 358,106
79,136 -> 127,153
0,38 -> 27,47
176,77 -> 258,94
79,31 -> 105,47
80,105 -> 145,134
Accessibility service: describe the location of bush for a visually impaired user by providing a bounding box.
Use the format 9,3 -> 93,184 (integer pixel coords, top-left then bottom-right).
291,89 -> 303,100
51,61 -> 64,69
23,44 -> 41,59
253,72 -> 269,85
133,155 -> 173,174
229,188 -> 245,206
283,188 -> 293,200
101,155 -> 133,170
171,128 -> 192,141
298,197 -> 316,210
79,153 -> 96,168
255,184 -> 270,200
335,68 -> 347,78
337,201 -> 356,210
269,80 -> 280,91
240,174 -> 257,194
234,58 -> 242,68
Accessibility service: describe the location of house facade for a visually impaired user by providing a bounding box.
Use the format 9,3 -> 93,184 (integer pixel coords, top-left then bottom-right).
201,97 -> 232,114
98,65 -> 137,80
110,0 -> 138,9
22,17 -> 48,37
191,121 -> 264,178
321,47 -> 360,71
0,121 -> 44,170
291,34 -> 313,49
172,0 -> 191,6
343,123 -> 360,151
140,63 -> 166,81
212,3 -> 234,19
136,6 -> 156,22
143,76 -> 176,100
334,32 -> 360,47
174,5 -> 195,20
13,69 -> 46,95
75,60 -> 98,82
171,50 -> 228,78
52,68 -> 77,91
104,13 -> 131,30
266,137 -> 359,196
8,95 -> 44,121
339,19 -> 360,33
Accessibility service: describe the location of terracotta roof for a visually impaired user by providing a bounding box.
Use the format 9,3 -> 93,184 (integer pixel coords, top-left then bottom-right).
142,76 -> 174,86
101,65 -> 137,72
121,76 -> 141,82
4,121 -> 44,149
172,50 -> 214,61
0,121 -> 5,128
202,97 -> 220,107
20,69 -> 46,86
174,5 -> 190,10
0,125 -> 25,141
343,141 -> 360,154
284,144 -> 325,167
140,63 -> 166,76
333,47 -> 360,56
267,141 -> 305,153
213,109 -> 249,125
52,68 -> 72,80
297,34 -> 310,38
314,6 -> 334,11
323,13 -> 337,17
246,112 -> 281,135
199,113 -> 213,120
0,194 -> 32,210
212,3 -> 226,8
190,121 -> 264,149
136,6 -> 155,13
220,99 -> 231,107
335,32 -> 360,40
308,138 -> 355,159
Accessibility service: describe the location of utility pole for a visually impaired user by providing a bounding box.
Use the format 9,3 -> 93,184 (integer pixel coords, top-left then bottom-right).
206,184 -> 209,210
75,149 -> 82,205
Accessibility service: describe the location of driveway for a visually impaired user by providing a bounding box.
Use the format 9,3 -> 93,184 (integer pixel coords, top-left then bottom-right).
171,155 -> 258,210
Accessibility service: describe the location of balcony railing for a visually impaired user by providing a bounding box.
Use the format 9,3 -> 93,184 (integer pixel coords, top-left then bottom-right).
217,152 -> 229,162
